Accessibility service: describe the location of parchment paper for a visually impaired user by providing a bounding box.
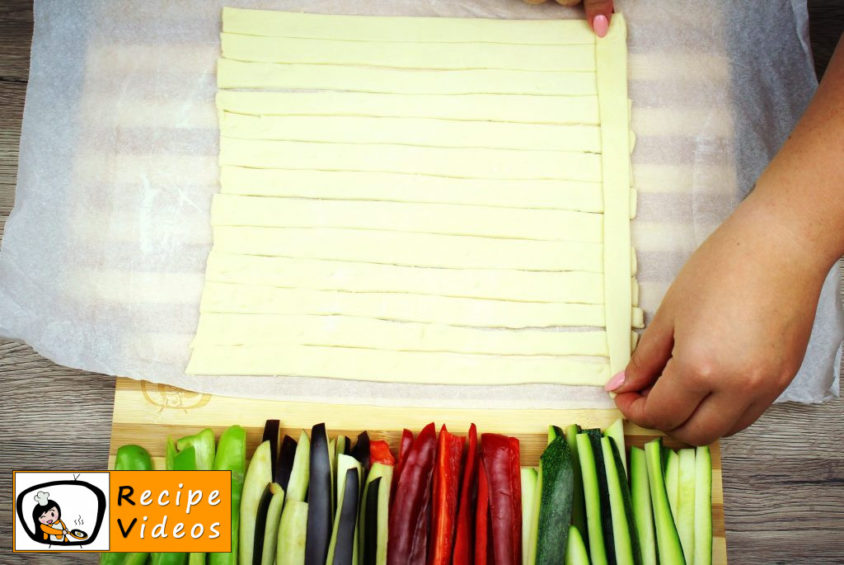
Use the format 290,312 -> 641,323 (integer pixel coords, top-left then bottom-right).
0,0 -> 840,408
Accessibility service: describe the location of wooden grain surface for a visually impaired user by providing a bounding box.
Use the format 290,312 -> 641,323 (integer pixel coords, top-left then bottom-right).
0,2 -> 842,563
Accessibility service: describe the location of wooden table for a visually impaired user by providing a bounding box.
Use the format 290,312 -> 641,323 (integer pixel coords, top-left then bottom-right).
0,2 -> 842,562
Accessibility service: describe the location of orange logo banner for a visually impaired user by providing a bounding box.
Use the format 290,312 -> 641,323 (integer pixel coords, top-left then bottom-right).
109,471 -> 232,553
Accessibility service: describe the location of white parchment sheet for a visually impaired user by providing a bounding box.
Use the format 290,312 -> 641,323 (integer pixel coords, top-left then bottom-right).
0,0 -> 840,407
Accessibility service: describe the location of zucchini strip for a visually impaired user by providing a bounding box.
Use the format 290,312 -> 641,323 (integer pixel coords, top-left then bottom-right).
576,433 -> 608,565
630,447 -> 656,565
677,448 -> 696,563
644,439 -> 685,565
693,446 -> 712,565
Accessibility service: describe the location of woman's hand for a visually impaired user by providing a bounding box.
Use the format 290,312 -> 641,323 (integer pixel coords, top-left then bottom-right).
607,38 -> 844,446
607,189 -> 828,446
522,0 -> 614,37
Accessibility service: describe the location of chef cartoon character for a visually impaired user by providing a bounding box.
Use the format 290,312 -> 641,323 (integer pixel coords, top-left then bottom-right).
32,491 -> 68,543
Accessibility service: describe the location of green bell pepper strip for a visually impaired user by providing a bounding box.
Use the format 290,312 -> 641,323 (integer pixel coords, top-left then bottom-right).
150,443 -> 198,565
209,426 -> 247,565
176,429 -> 216,565
100,445 -> 155,565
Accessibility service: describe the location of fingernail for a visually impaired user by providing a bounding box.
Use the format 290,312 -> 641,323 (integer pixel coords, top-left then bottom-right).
605,370 -> 625,391
593,14 -> 609,38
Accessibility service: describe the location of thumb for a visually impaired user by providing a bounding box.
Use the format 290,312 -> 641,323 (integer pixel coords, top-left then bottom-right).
582,0 -> 614,37
609,307 -> 674,393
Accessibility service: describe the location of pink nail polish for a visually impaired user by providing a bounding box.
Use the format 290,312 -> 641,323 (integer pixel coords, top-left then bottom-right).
593,14 -> 609,38
605,370 -> 625,391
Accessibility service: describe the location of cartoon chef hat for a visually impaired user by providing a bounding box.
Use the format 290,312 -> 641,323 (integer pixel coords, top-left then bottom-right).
34,491 -> 50,506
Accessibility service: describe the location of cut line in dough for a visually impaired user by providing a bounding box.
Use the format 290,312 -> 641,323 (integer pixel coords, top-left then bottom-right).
217,59 -> 597,96
200,282 -> 607,328
216,91 -> 600,125
186,344 -> 612,385
219,112 -> 602,153
212,226 -> 604,273
219,138 -> 602,182
222,7 -> 596,46
219,167 -> 604,212
210,194 -> 604,243
191,313 -> 610,357
203,253 -> 606,305
220,33 -> 596,72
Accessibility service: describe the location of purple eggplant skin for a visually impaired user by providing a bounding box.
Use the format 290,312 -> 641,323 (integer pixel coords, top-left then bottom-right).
306,423 -> 332,565
333,468 -> 361,565
350,431 -> 371,472
362,477 -> 382,565
263,420 -> 280,479
277,435 -> 298,490
252,484 -> 276,565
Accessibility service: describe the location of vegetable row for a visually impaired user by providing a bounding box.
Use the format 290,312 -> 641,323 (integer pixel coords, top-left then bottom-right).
104,419 -> 712,565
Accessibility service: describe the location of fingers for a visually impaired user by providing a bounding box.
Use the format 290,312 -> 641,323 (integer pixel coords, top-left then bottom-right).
609,307 -> 674,394
725,399 -> 771,437
667,391 -> 749,446
583,0 -> 614,37
614,358 -> 709,431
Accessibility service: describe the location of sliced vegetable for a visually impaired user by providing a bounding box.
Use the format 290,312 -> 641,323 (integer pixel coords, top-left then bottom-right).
362,477 -> 382,565
391,428 -> 414,501
263,419 -> 280,478
535,435 -> 574,565
240,441 -> 273,565
664,449 -> 680,523
255,482 -> 285,565
630,447 -> 657,565
369,441 -> 395,466
453,423 -> 478,565
601,437 -> 640,565
101,446 -> 155,565
576,432 -> 608,565
565,424 -> 587,546
387,422 -> 436,565
175,429 -> 216,565
287,431 -> 310,503
481,433 -> 521,565
306,423 -> 333,565
333,467 -> 361,565
519,467 -> 537,565
547,425 -> 564,444
693,446 -> 712,565
210,425 -> 247,565
677,448 -> 696,564
603,419 -> 627,477
277,435 -> 298,491
177,428 -> 216,472
429,425 -> 465,565
564,526 -> 590,565
644,439 -> 685,565
475,462 -> 491,565
278,500 -> 308,565
151,443 -> 196,565
586,428 -> 615,565
360,462 -> 393,565
328,455 -> 363,564
350,431 -> 371,471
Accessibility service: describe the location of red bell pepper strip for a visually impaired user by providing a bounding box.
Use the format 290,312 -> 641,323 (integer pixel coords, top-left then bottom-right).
475,462 -> 491,565
480,434 -> 522,565
428,425 -> 466,565
388,423 -> 437,565
392,428 -> 415,500
452,423 -> 478,565
370,440 -> 396,466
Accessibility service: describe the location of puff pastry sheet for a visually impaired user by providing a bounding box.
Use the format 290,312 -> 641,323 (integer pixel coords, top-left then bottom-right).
187,8 -> 637,385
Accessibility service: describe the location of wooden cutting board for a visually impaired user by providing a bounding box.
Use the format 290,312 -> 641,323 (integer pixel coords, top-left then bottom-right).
109,377 -> 727,563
